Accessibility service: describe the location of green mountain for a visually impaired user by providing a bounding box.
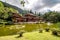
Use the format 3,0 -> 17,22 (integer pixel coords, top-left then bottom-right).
0,1 -> 21,24
1,1 -> 23,13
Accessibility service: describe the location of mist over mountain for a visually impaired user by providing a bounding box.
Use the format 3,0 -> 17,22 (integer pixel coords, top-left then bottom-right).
0,0 -> 60,13
0,0 -> 23,13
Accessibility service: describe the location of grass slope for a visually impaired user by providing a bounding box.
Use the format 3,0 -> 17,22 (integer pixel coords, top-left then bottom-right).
0,31 -> 60,40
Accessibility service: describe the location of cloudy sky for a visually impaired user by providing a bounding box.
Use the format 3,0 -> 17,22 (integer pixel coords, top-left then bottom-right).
24,0 -> 60,12
1,0 -> 60,12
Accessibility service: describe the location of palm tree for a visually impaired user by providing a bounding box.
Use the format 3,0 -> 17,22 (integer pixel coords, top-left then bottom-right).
20,0 -> 25,7
20,0 -> 29,7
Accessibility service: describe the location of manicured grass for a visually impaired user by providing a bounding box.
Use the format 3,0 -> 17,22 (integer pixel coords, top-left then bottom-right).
0,23 -> 60,36
0,31 -> 60,40
0,27 -> 20,36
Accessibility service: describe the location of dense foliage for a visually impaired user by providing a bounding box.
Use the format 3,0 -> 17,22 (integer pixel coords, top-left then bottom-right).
0,1 -> 60,24
43,11 -> 60,23
0,1 -> 18,24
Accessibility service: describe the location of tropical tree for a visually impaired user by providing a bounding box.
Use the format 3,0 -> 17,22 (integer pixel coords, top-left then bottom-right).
43,11 -> 60,23
20,0 -> 25,7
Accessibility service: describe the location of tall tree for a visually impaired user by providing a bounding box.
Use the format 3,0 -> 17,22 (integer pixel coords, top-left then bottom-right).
43,11 -> 60,23
20,0 -> 25,7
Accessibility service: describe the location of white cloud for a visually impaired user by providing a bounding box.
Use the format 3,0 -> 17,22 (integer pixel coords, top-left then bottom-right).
1,0 -> 60,12
24,0 -> 45,11
51,4 -> 60,11
24,0 -> 38,10
24,0 -> 60,12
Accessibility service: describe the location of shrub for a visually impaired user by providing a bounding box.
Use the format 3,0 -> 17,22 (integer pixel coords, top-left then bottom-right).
45,27 -> 50,32
57,31 -> 60,37
17,31 -> 25,38
52,29 -> 60,37
39,28 -> 43,33
52,30 -> 58,36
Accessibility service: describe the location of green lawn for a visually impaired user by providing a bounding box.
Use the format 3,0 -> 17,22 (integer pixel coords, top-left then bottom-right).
0,23 -> 60,40
0,31 -> 60,40
0,23 -> 60,36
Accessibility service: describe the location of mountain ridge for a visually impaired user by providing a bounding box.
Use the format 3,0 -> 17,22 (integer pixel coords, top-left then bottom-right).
0,1 -> 23,13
